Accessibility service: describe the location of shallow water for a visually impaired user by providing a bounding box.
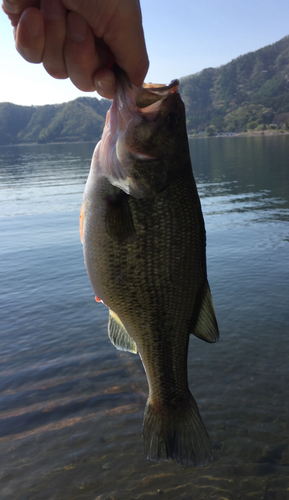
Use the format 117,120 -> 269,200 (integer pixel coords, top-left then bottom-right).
0,137 -> 288,499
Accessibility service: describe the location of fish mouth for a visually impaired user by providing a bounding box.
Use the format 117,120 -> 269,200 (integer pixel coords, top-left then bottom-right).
100,68 -> 180,198
133,80 -> 180,121
135,79 -> 179,111
114,64 -> 179,119
110,73 -> 180,161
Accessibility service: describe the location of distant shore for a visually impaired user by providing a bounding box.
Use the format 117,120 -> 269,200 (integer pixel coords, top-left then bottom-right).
235,130 -> 289,137
2,130 -> 289,148
0,140 -> 97,148
188,129 -> 289,139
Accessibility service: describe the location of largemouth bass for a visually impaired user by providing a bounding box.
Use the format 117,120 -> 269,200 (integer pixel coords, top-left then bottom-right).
80,66 -> 219,467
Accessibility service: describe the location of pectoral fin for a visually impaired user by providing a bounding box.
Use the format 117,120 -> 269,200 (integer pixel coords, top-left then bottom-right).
105,187 -> 136,244
191,282 -> 219,343
108,310 -> 137,354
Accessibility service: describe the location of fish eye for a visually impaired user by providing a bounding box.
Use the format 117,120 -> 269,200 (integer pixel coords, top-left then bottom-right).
165,112 -> 180,128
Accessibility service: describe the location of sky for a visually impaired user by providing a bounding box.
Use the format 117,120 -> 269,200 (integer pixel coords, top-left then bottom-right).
1,0 -> 289,106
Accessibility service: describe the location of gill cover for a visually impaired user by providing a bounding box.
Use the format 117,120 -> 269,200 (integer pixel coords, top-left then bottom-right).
98,66 -> 180,198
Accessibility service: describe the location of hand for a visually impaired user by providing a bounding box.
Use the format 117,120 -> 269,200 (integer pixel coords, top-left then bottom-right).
2,0 -> 149,99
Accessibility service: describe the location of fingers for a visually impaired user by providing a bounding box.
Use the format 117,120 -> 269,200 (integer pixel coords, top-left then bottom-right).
41,0 -> 67,79
94,68 -> 116,99
62,0 -> 149,88
2,0 -> 39,26
8,2 -> 68,78
14,7 -> 44,63
2,0 -> 37,13
3,0 -> 149,99
102,0 -> 149,88
64,11 -> 104,92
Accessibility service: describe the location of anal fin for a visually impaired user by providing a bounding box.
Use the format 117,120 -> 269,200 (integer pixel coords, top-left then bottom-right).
108,310 -> 137,354
192,282 -> 219,343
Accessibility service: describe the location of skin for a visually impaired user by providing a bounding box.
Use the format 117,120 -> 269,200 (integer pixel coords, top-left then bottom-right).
81,74 -> 218,465
2,0 -> 149,99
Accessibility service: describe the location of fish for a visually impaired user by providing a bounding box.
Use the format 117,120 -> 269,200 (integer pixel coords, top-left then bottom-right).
80,65 -> 219,467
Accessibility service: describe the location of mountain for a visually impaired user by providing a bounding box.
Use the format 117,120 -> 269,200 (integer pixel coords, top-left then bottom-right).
0,97 -> 110,146
1,34 -> 289,145
179,35 -> 289,133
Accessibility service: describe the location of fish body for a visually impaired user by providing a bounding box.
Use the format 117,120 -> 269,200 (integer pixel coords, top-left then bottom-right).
80,67 -> 219,466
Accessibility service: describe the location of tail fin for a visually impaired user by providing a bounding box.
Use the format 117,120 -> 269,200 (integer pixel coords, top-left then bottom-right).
142,393 -> 213,467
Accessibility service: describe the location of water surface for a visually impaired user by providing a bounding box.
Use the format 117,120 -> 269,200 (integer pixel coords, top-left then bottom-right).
0,137 -> 288,499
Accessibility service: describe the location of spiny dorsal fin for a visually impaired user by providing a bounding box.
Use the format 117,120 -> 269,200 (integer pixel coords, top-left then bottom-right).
108,310 -> 137,354
193,282 -> 219,343
105,187 -> 136,244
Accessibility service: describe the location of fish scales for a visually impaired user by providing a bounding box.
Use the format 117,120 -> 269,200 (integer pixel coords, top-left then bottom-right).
81,67 -> 219,466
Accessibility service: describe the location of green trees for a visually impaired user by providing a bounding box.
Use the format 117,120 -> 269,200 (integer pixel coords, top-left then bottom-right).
0,103 -> 34,145
223,104 -> 273,132
2,34 -> 289,144
0,98 -> 110,145
206,125 -> 216,136
179,35 -> 289,133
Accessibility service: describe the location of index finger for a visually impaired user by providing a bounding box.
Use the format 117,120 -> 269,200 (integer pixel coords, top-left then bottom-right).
62,0 -> 149,87
104,9 -> 149,87
2,0 -> 39,25
2,0 -> 38,14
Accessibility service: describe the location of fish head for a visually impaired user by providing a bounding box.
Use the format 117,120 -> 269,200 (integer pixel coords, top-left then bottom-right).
99,67 -> 189,199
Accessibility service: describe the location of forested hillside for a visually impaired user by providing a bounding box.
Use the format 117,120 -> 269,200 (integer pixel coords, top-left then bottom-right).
1,35 -> 289,144
0,98 -> 110,146
180,35 -> 289,133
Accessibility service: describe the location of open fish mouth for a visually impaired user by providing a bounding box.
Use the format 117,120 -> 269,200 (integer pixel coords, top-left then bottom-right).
98,68 -> 182,198
135,79 -> 180,111
114,64 -> 179,119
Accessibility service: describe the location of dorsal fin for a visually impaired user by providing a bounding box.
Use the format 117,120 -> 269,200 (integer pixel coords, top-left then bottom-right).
108,310 -> 137,354
192,282 -> 219,343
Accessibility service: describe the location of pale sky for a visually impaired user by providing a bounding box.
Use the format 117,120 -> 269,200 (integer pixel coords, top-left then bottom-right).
1,0 -> 289,106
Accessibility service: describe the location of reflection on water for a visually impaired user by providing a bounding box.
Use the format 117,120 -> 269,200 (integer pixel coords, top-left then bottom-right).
0,137 -> 288,499
190,136 -> 289,228
0,142 -> 95,217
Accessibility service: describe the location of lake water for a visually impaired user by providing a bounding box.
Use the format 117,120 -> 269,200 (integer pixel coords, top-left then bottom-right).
0,136 -> 288,500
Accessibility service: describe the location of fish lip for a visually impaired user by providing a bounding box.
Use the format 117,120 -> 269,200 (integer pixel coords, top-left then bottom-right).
99,68 -> 177,197
108,70 -> 181,152
135,79 -> 180,110
139,79 -> 179,98
114,64 -> 180,117
113,64 -> 179,97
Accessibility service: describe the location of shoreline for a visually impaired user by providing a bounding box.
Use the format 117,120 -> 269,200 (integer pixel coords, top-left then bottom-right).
0,140 -> 97,148
1,130 -> 289,147
235,130 -> 289,137
189,130 -> 289,139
